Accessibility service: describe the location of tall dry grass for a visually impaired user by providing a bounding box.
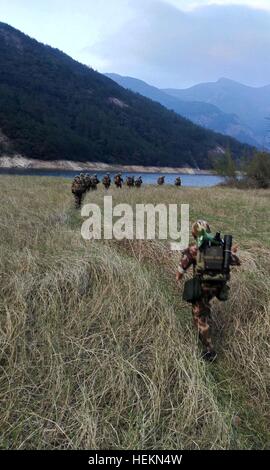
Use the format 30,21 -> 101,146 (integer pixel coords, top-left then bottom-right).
0,176 -> 269,449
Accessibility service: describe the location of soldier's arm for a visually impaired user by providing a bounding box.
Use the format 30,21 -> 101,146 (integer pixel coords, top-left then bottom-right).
231,245 -> 241,266
176,248 -> 194,281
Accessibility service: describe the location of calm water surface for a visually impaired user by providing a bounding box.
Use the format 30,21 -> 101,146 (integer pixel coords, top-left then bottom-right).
0,168 -> 224,187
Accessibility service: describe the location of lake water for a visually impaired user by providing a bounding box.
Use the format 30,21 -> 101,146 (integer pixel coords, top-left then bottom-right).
0,168 -> 224,187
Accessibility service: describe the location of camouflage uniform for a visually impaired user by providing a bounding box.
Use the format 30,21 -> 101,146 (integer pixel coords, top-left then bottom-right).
90,174 -> 100,191
114,173 -> 123,188
71,175 -> 85,208
179,243 -> 240,356
84,174 -> 92,192
102,174 -> 111,190
157,176 -> 165,185
126,176 -> 135,188
135,176 -> 143,188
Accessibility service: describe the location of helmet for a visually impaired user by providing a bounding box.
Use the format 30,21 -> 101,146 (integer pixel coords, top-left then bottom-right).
192,220 -> 211,239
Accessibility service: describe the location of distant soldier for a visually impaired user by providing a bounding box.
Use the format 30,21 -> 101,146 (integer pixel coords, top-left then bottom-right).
90,174 -> 100,191
84,173 -> 92,192
114,173 -> 124,188
135,176 -> 143,188
175,176 -> 182,187
102,173 -> 111,190
79,173 -> 87,192
157,176 -> 165,186
126,176 -> 135,188
71,175 -> 86,209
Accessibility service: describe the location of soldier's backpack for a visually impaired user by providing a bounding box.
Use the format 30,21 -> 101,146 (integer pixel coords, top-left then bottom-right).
84,176 -> 92,191
182,234 -> 233,303
72,178 -> 83,194
195,234 -> 233,283
135,178 -> 142,187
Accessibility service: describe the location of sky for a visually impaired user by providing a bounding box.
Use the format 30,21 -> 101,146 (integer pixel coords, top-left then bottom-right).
1,0 -> 270,88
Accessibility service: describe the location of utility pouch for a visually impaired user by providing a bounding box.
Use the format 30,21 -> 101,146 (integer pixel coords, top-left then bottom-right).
216,284 -> 230,302
183,277 -> 202,303
203,245 -> 224,272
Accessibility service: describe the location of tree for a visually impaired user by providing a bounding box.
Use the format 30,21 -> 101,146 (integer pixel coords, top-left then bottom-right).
246,152 -> 270,188
212,149 -> 237,182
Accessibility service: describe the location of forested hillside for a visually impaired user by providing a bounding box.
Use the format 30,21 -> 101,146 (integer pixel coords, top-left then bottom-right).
0,22 -> 253,168
107,73 -> 259,147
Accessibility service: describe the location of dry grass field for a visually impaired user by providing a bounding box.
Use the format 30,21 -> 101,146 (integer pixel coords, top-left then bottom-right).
0,176 -> 269,449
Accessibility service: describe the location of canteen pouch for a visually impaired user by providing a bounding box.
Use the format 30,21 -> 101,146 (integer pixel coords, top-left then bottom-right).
183,278 -> 202,303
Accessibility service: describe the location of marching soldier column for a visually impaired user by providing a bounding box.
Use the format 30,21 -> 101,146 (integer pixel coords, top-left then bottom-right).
71,172 -> 183,207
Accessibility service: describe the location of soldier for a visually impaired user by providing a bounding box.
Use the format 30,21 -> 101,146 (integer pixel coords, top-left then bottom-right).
176,220 -> 240,362
71,175 -> 86,209
135,176 -> 143,188
175,176 -> 182,187
90,174 -> 100,191
80,173 -> 88,192
126,176 -> 135,188
114,173 -> 124,188
102,173 -> 111,190
157,176 -> 165,186
84,173 -> 92,192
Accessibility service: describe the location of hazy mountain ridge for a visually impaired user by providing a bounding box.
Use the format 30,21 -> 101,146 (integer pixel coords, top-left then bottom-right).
106,74 -> 260,147
0,22 -> 252,169
164,78 -> 270,148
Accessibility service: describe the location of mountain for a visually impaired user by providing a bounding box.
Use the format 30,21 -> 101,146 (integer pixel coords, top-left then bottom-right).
106,73 -> 259,147
164,78 -> 270,149
0,23 -> 253,169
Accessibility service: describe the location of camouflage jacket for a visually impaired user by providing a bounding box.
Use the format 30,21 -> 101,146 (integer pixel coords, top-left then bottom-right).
103,176 -> 111,184
114,175 -> 123,183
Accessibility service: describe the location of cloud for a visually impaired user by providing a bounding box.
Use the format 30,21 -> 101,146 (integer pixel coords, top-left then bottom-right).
166,1 -> 270,12
86,1 -> 270,88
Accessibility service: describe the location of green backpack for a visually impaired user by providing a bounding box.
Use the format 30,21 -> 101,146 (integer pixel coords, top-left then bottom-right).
195,244 -> 228,282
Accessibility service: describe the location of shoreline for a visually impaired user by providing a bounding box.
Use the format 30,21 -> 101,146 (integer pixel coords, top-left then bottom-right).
0,155 -> 213,175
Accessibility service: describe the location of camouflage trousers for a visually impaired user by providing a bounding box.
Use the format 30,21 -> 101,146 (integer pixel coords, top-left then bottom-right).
192,293 -> 215,353
72,191 -> 84,209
